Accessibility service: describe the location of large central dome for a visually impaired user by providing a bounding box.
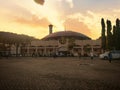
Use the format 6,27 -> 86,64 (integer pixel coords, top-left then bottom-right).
42,31 -> 91,40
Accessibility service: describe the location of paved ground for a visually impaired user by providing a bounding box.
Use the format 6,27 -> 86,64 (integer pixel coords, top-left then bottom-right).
0,57 -> 120,90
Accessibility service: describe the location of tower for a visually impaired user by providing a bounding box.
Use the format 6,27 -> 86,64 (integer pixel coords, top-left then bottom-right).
49,24 -> 53,34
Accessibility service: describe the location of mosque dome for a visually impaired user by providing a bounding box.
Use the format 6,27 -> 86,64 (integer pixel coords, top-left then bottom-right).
41,30 -> 91,40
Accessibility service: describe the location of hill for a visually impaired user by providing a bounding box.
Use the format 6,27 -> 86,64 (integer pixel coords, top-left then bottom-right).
0,31 -> 38,44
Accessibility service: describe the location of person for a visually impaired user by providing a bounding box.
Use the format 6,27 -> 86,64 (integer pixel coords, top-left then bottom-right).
90,51 -> 94,60
108,52 -> 112,63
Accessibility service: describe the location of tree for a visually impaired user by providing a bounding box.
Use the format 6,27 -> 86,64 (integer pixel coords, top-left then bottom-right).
112,25 -> 116,49
101,18 -> 120,51
101,18 -> 106,52
106,20 -> 113,50
115,18 -> 120,50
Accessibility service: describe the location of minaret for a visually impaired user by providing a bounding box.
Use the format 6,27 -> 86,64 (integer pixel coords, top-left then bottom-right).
49,24 -> 53,34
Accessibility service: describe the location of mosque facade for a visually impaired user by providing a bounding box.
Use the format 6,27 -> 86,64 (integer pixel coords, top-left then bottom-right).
18,25 -> 101,57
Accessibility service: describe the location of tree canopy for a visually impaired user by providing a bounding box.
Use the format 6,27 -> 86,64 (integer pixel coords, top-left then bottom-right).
101,18 -> 120,51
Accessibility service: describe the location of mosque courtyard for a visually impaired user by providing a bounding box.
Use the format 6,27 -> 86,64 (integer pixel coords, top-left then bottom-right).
0,57 -> 120,90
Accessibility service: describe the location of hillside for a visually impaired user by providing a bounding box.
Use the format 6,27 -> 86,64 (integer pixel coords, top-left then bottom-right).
0,31 -> 39,44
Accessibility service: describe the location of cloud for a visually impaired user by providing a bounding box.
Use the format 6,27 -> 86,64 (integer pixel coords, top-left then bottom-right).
1,0 -> 120,39
113,9 -> 120,13
66,9 -> 120,39
14,15 -> 50,28
34,0 -> 45,5
66,11 -> 102,39
64,18 -> 91,37
65,0 -> 74,8
57,0 -> 74,8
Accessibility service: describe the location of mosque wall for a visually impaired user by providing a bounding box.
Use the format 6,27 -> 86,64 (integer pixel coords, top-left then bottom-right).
19,39 -> 101,57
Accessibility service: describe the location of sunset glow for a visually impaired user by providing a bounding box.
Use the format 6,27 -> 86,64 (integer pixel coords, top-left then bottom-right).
0,0 -> 120,39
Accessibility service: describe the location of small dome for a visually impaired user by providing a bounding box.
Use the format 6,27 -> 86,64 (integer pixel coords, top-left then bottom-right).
41,31 -> 91,40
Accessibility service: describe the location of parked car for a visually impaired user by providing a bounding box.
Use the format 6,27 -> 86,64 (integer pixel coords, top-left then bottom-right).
99,50 -> 120,60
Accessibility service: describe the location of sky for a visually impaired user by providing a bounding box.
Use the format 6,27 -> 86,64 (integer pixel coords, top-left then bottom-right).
0,0 -> 120,39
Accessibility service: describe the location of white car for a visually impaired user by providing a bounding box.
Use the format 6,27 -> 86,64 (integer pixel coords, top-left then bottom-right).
99,51 -> 120,60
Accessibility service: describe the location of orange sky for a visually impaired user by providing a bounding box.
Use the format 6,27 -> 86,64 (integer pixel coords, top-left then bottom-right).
0,0 -> 120,39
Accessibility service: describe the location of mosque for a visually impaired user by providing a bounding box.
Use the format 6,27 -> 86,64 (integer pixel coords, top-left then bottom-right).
17,24 -> 101,57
